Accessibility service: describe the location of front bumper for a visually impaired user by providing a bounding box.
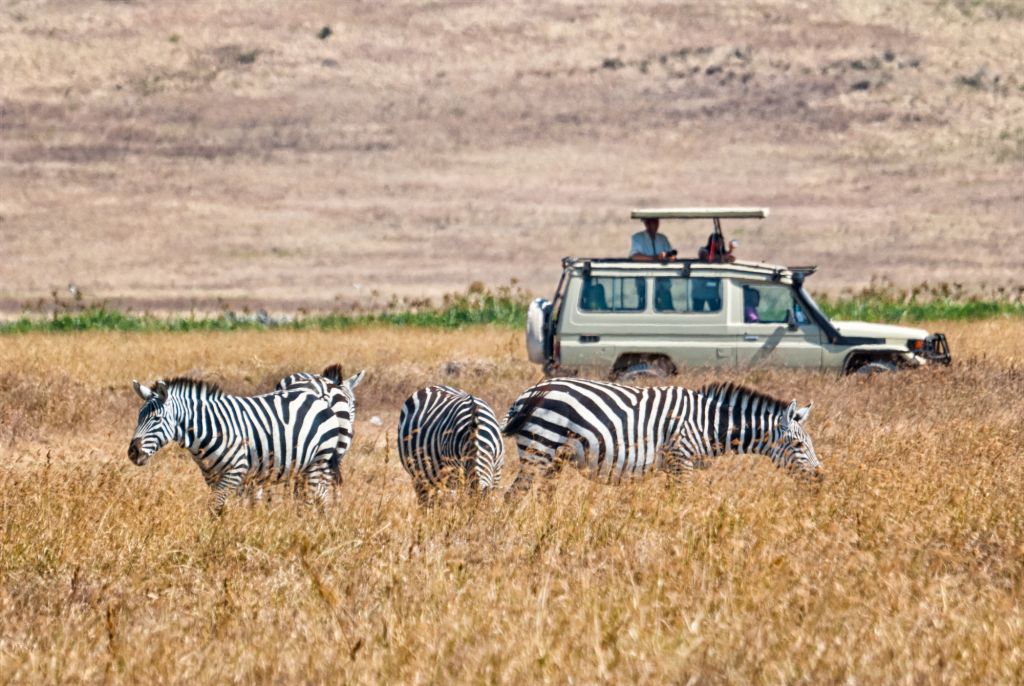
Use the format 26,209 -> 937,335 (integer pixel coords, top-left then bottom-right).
922,333 -> 952,365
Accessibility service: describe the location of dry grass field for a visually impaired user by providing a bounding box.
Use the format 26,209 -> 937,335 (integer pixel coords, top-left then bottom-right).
2,0 -> 1023,313
0,321 -> 1021,683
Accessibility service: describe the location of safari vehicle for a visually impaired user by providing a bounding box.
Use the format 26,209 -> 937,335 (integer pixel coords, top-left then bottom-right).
526,208 -> 951,378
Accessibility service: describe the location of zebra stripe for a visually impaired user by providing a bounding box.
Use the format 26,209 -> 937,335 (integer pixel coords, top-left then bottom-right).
397,385 -> 504,503
275,364 -> 365,484
502,378 -> 819,493
129,377 -> 343,513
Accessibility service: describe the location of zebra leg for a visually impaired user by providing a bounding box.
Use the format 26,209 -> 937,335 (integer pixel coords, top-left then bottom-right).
208,466 -> 248,515
208,485 -> 232,516
328,448 -> 344,487
413,479 -> 435,508
237,482 -> 264,506
306,477 -> 331,510
658,439 -> 709,478
298,465 -> 332,510
506,445 -> 563,501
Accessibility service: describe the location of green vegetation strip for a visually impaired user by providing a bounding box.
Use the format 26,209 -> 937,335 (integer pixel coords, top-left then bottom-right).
0,291 -> 528,333
2,293 -> 1022,334
816,296 -> 1024,323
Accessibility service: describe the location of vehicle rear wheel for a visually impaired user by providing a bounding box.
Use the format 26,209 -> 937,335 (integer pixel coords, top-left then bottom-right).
613,359 -> 675,382
855,360 -> 897,375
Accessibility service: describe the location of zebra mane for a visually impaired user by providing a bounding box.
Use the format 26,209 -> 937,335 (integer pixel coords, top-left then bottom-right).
321,364 -> 344,385
164,376 -> 225,398
697,382 -> 786,414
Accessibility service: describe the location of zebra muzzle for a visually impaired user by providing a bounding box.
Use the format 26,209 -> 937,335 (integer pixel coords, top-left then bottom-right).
128,439 -> 147,465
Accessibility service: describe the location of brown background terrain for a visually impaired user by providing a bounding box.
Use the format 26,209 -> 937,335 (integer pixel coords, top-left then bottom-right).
1,0 -> 1022,314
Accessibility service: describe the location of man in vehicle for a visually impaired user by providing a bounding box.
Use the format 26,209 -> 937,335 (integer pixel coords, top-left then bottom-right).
630,218 -> 677,262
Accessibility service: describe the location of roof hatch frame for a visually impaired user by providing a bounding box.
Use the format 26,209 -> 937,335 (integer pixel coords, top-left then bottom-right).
630,207 -> 769,255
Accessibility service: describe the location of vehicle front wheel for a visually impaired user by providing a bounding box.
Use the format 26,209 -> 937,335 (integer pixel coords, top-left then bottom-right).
854,360 -> 897,375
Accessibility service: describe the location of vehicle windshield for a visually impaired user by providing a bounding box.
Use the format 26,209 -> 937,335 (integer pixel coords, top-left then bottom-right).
800,286 -> 822,316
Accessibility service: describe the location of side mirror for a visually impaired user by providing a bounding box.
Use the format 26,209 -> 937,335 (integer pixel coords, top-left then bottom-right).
785,309 -> 799,331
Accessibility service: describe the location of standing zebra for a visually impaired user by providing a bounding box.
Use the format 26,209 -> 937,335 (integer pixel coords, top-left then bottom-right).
502,378 -> 819,494
129,377 -> 342,513
275,364 -> 365,485
397,385 -> 505,504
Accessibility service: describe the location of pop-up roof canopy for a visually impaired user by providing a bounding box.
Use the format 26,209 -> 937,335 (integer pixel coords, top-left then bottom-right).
630,207 -> 769,220
631,207 -> 769,246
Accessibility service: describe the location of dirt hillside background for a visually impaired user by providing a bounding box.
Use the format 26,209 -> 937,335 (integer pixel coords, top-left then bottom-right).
1,0 -> 1022,312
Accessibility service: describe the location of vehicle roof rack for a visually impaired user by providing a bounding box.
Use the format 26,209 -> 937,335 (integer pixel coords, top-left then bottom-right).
630,207 -> 769,220
561,257 -> 801,280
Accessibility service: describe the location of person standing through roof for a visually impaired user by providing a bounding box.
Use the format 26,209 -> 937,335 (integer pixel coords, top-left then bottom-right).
630,218 -> 676,262
698,233 -> 738,263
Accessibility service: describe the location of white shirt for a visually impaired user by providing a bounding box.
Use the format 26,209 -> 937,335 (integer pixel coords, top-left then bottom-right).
630,231 -> 673,257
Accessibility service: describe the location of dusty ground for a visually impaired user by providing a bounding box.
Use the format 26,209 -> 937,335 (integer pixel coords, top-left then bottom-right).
1,0 -> 1022,314
0,322 -> 1021,683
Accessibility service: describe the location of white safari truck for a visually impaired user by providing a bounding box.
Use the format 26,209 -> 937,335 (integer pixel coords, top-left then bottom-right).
526,208 -> 951,379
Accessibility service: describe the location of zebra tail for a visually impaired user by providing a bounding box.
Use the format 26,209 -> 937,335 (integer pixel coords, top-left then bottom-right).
327,449 -> 343,485
321,364 -> 344,385
501,390 -> 546,436
468,394 -> 481,445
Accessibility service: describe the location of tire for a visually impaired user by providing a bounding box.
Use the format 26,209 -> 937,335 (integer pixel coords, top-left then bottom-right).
855,361 -> 897,375
543,363 -> 575,378
613,359 -> 674,382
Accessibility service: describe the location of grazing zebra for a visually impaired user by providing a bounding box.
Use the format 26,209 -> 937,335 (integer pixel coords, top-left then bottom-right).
397,385 -> 505,504
502,378 -> 819,494
275,364 -> 365,485
128,377 -> 342,513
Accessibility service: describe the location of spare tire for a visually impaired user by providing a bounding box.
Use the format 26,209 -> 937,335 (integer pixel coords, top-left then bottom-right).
525,298 -> 550,364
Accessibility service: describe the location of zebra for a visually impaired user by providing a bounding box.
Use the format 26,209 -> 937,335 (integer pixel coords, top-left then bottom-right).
501,378 -> 820,494
128,377 -> 343,513
397,385 -> 505,504
275,364 -> 365,485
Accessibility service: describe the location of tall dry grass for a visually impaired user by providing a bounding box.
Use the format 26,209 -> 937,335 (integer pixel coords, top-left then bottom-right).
0,323 -> 1022,683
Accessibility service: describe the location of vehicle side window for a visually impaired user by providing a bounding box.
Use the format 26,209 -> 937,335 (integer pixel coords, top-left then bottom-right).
654,277 -> 722,313
579,276 -> 646,312
741,284 -> 805,324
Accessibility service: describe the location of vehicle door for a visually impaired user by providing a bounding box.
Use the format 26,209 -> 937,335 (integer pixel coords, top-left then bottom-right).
649,274 -> 735,366
732,281 -> 823,368
559,273 -> 649,369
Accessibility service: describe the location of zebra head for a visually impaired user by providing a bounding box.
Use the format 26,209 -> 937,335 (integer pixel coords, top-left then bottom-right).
128,380 -> 176,465
769,401 -> 820,476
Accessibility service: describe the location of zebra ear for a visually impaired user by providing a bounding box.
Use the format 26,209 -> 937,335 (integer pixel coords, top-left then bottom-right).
793,402 -> 812,424
344,370 -> 365,391
780,400 -> 799,427
153,380 -> 168,401
133,380 -> 152,400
